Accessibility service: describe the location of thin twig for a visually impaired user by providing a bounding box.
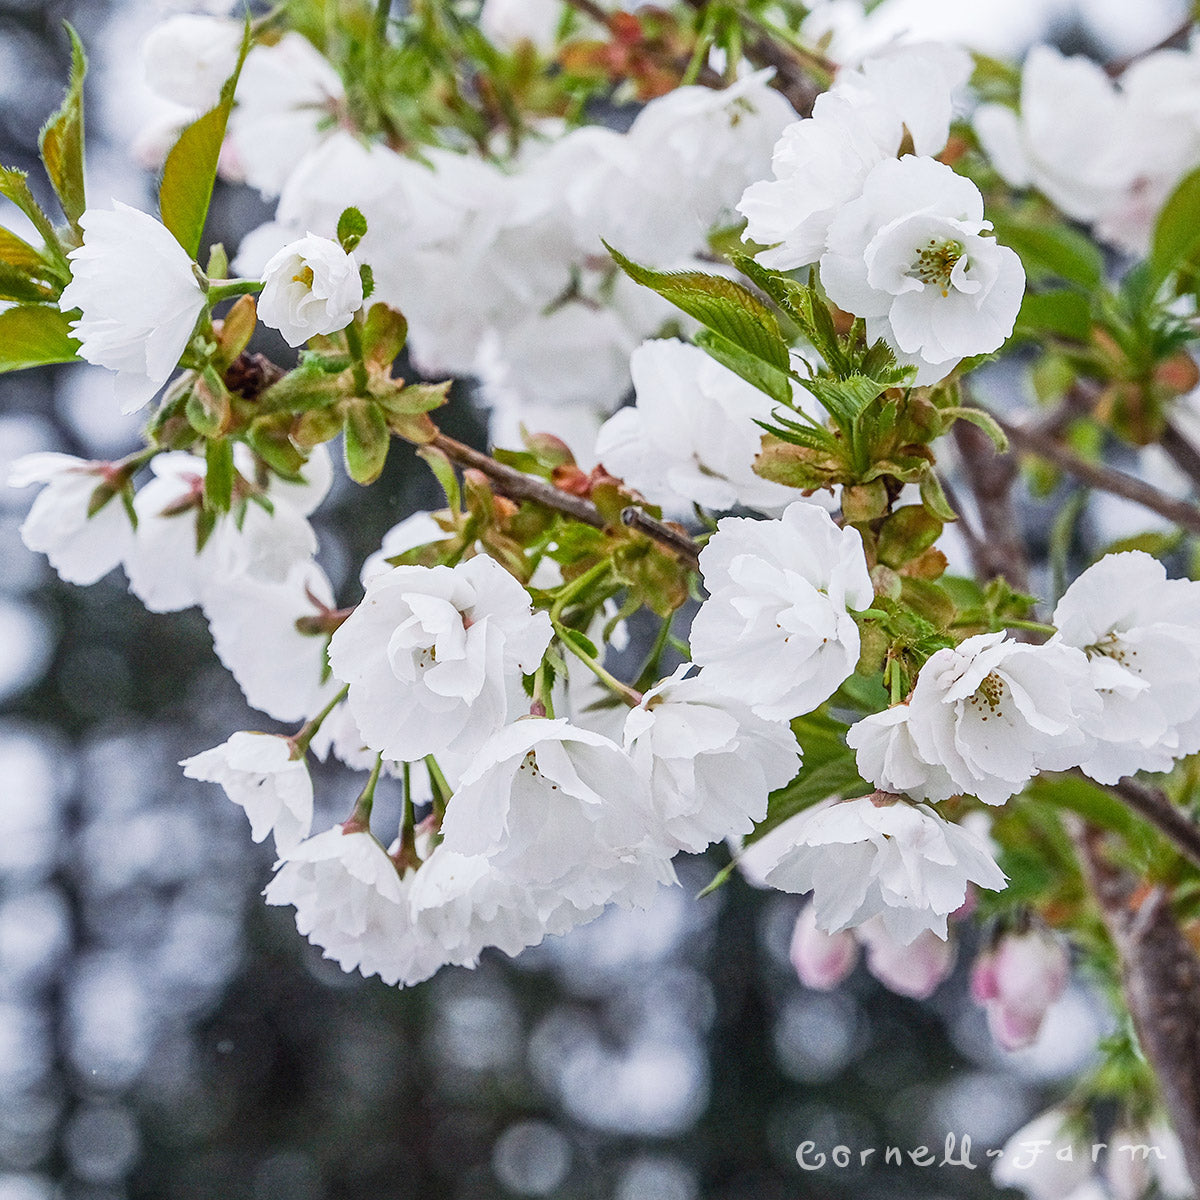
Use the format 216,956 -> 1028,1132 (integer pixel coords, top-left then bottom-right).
621,507 -> 702,567
1105,18 -> 1193,76
430,433 -> 704,565
1071,822 -> 1200,1191
996,413 -> 1200,538
1162,420 -> 1200,494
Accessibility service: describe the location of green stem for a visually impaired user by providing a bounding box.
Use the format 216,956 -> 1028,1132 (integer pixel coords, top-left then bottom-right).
375,0 -> 393,40
206,278 -> 264,304
549,558 -> 612,625
1004,618 -> 1058,636
394,761 -> 421,872
425,754 -> 451,822
553,617 -> 643,708
289,684 -> 350,756
635,612 -> 675,691
344,753 -> 384,834
532,659 -> 556,718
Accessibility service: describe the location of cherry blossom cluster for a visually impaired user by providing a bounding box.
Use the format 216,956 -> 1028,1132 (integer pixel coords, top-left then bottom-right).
976,39 -> 1200,255
9,13 -> 1200,1133
739,41 -> 1025,384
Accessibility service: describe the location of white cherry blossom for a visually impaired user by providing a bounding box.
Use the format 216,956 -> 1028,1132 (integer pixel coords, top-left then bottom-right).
439,718 -> 676,914
204,560 -> 341,724
595,338 -> 806,515
904,632 -> 1099,806
60,203 -> 207,413
622,665 -> 801,854
846,702 -> 958,802
8,453 -> 135,586
820,155 -> 1025,385
180,731 -> 313,854
688,502 -> 874,721
264,826 -> 415,985
140,14 -> 241,110
1053,551 -> 1200,783
257,233 -> 364,347
760,794 -> 1007,942
327,556 -> 553,762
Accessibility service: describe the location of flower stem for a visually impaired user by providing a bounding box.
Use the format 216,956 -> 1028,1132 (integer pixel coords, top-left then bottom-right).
206,278 -> 264,304
393,761 -> 421,873
344,318 -> 370,396
553,617 -> 643,708
424,755 -> 452,823
550,558 -> 612,625
289,684 -> 349,756
343,752 -> 384,834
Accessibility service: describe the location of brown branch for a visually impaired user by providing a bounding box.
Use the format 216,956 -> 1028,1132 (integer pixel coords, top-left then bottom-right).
429,432 -> 703,566
621,506 -> 702,566
952,420 -> 1031,592
1105,18 -> 1193,76
1072,823 -> 1200,1190
996,413 -> 1200,538
679,0 -> 823,115
1162,419 -> 1200,495
1082,771 -> 1200,872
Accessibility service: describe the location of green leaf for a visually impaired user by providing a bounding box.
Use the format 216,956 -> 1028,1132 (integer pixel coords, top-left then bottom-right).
343,397 -> 390,484
941,405 -> 1009,452
337,206 -> 368,252
1024,774 -> 1145,842
0,168 -> 68,272
361,301 -> 407,365
1014,288 -> 1092,342
877,505 -> 943,568
805,374 -> 885,430
918,467 -> 959,523
377,380 -> 450,416
0,262 -> 55,303
747,710 -> 868,843
204,437 -> 234,512
693,327 -> 792,406
0,227 -> 59,280
186,367 -> 231,437
38,23 -> 87,233
1150,165 -> 1200,294
988,215 -> 1104,291
417,444 -> 462,514
159,24 -> 250,258
558,625 -> 600,661
0,303 -> 78,372
605,243 -> 791,372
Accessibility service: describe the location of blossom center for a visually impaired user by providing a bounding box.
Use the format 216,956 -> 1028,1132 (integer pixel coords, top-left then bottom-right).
293,264 -> 315,289
908,237 -> 965,296
1088,631 -> 1136,667
967,671 -> 1006,720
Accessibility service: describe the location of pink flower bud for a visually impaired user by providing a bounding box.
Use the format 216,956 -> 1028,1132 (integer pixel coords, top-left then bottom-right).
789,903 -> 858,990
972,927 -> 1070,1050
859,918 -> 955,999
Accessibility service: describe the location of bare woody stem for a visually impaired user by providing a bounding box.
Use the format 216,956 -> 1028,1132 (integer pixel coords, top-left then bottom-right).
428,431 -> 702,566
952,420 -> 1032,592
1072,822 -> 1200,1191
993,412 -> 1200,538
1096,773 -> 1200,872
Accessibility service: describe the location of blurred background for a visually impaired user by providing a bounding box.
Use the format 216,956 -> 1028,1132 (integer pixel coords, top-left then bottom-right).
0,1 -> 1192,1197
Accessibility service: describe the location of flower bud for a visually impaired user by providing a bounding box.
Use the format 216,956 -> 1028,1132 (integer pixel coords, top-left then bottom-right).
258,234 -> 364,348
789,902 -> 858,990
859,918 -> 955,999
971,927 -> 1069,1051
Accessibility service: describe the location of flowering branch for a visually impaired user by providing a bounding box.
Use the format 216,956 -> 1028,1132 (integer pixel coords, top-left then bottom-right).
994,412 -> 1200,538
1073,822 -> 1200,1191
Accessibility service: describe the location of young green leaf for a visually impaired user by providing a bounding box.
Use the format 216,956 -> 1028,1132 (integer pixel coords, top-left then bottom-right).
343,397 -> 390,484
0,304 -> 79,372
693,327 -> 793,406
0,168 -> 69,273
38,23 -> 87,234
605,242 -> 791,372
1150,165 -> 1200,296
204,436 -> 234,512
159,22 -> 251,258
337,206 -> 368,252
